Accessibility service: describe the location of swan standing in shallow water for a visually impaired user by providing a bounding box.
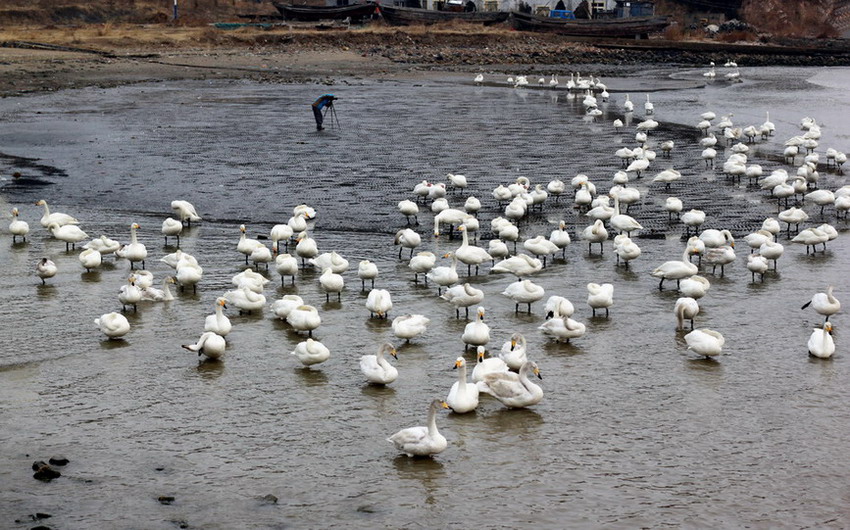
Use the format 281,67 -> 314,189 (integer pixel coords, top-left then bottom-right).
358,260 -> 378,290
275,253 -> 298,286
204,297 -> 232,337
427,253 -> 459,295
446,357 -> 479,413
499,332 -> 528,371
651,246 -> 698,290
84,235 -> 120,258
48,223 -> 88,251
684,329 -> 725,358
387,399 -> 449,457
319,267 -> 344,302
291,338 -> 330,367
287,305 -> 321,336
171,200 -> 201,226
801,286 -> 840,321
462,306 -> 490,348
674,297 -> 699,330
808,322 -> 835,359
223,285 -> 266,314
360,342 -> 398,384
271,294 -> 304,320
366,289 -> 393,319
161,217 -> 183,246
502,279 -> 545,313
79,248 -> 102,272
118,276 -> 142,312
116,223 -> 147,269
182,331 -> 226,360
477,361 -> 543,409
95,312 -> 130,339
441,283 -> 484,319
9,208 -> 29,242
36,257 -> 57,284
392,314 -> 430,343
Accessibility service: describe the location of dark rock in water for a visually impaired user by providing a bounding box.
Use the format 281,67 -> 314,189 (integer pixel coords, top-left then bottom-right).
32,463 -> 61,481
31,513 -> 52,520
31,460 -> 47,471
260,494 -> 278,505
30,526 -> 52,530
157,495 -> 175,505
48,456 -> 69,466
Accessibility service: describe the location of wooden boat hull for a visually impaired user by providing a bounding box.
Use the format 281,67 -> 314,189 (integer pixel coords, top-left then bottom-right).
509,11 -> 670,38
379,5 -> 509,26
272,2 -> 377,21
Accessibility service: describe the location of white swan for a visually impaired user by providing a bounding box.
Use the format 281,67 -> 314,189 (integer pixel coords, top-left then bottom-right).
171,200 -> 201,226
491,254 -> 543,280
472,346 -> 509,383
699,229 -> 735,248
140,276 -> 176,302
747,253 -> 769,282
293,204 -> 317,220
319,267 -> 344,302
610,194 -> 642,236
488,239 -> 509,261
295,231 -> 319,266
291,338 -> 330,366
358,260 -> 378,290
440,283 -> 484,319
84,234 -> 121,256
288,213 -> 308,233
477,361 -> 543,409
204,297 -> 232,337
116,223 -> 147,269
310,251 -> 350,273
95,312 -> 130,339
801,286 -> 840,321
614,234 -> 641,266
427,252 -> 459,295
275,253 -> 298,286
366,289 -> 393,319
502,279 -> 545,313
462,306 -> 490,348
685,329 -> 725,358
587,283 -> 613,317
223,285 -> 266,314
271,294 -> 304,320
232,268 -> 269,293
409,251 -> 436,284
270,223 -> 294,252
387,399 -> 449,457
287,305 -> 321,336
704,245 -> 736,276
474,73 -> 484,85
674,297 -> 699,330
392,314 -> 430,342
808,322 -> 835,359
161,217 -> 183,246
681,209 -> 706,235
36,257 -> 57,284
9,208 -> 29,242
499,332 -> 528,371
78,248 -> 102,272
160,248 -> 196,269
651,246 -> 698,290
35,200 -> 78,228
679,275 -> 710,299
118,275 -> 142,312
182,331 -> 226,360
548,221 -> 571,258
48,223 -> 88,251
523,235 -> 559,268
580,219 -> 608,254
237,224 -> 264,264
644,94 -> 654,114
455,225 -> 491,275
175,256 -> 203,293
355,342 -> 399,385
446,357 -> 479,413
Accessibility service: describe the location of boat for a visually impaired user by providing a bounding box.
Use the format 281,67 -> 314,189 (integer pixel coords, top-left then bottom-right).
272,2 -> 377,22
509,11 -> 670,38
379,5 -> 509,26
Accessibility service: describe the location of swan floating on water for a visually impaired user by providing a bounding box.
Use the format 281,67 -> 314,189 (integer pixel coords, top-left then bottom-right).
183,331 -> 226,360
360,342 -> 398,384
477,361 -> 543,409
95,312 -> 130,339
446,357 -> 479,413
387,398 -> 449,457
291,338 -> 330,367
808,322 -> 835,359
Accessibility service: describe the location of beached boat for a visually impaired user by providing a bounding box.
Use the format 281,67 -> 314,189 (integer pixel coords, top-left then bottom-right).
379,5 -> 509,26
272,2 -> 377,22
509,11 -> 670,38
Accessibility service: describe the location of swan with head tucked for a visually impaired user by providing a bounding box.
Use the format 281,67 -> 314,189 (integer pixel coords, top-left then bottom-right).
204,297 -> 232,336
175,255 -> 203,293
161,217 -> 183,246
523,235 -> 559,268
392,314 -> 430,343
491,254 -> 543,280
116,223 -> 147,269
387,398 -> 449,457
808,322 -> 835,359
291,338 -> 330,367
287,305 -> 321,336
685,329 -> 725,358
801,286 -> 840,321
95,312 -> 130,339
360,342 -> 399,384
319,267 -> 344,302
183,331 -> 226,360
84,234 -> 121,257
171,200 -> 201,226
366,289 -> 393,319
679,275 -> 710,299
79,247 -> 102,272
9,208 -> 29,242
271,294 -> 304,320
446,357 -> 479,413
462,306 -> 490,348
499,332 -> 528,371
358,260 -> 378,290
502,279 -> 545,313
35,200 -> 78,228
36,257 -> 57,284
477,361 -> 543,409
587,283 -> 614,317
275,253 -> 298,286
223,285 -> 266,314
409,251 -> 436,284
310,251 -> 350,273
440,283 -> 484,319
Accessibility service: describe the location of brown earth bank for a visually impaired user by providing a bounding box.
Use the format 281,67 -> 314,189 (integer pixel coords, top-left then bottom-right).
1,24 -> 850,97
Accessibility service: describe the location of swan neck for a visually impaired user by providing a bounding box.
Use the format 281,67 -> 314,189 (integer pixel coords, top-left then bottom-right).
457,363 -> 468,387
42,202 -> 50,216
681,247 -> 691,263
130,226 -> 138,244
613,195 -> 621,216
427,402 -> 440,437
461,227 -> 469,247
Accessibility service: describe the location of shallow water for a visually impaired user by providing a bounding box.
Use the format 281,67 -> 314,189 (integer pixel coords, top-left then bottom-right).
0,66 -> 849,528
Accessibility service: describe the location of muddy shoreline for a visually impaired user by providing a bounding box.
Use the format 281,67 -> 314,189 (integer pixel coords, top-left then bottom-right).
1,26 -> 849,97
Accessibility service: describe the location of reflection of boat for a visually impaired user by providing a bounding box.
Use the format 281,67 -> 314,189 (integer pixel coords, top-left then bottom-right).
379,5 -> 509,25
272,2 -> 377,21
509,11 -> 670,38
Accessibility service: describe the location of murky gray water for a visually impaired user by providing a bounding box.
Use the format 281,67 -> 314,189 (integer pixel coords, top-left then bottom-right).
1,66 -> 849,528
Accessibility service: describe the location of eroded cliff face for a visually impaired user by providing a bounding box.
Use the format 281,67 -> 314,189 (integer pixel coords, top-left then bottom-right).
741,0 -> 850,37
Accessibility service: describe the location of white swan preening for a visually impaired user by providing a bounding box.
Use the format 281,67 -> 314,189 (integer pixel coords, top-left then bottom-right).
36,257 -> 57,284
801,286 -> 840,321
684,329 -> 725,358
808,322 -> 835,359
287,305 -> 321,336
446,357 -> 479,413
387,398 -> 449,457
477,360 -> 543,409
171,200 -> 201,226
360,342 -> 398,384
95,312 -> 130,339
392,314 -> 430,342
182,331 -> 226,360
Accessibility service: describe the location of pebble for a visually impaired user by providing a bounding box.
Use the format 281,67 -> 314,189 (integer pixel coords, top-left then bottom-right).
157,495 -> 175,505
31,461 -> 61,481
48,455 -> 69,466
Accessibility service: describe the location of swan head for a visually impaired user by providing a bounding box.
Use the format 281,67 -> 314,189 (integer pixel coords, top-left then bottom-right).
216,297 -> 227,309
47,222 -> 60,231
128,275 -> 136,285
132,223 -> 140,230
453,357 -> 465,369
12,208 -> 19,216
476,306 -> 486,320
476,346 -> 486,361
384,343 -> 398,359
167,276 -> 176,284
442,252 -> 454,259
35,199 -> 46,206
239,224 -> 247,233
824,322 -> 833,334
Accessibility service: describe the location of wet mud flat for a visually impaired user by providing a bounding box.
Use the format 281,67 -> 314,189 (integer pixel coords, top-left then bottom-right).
0,67 -> 849,528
